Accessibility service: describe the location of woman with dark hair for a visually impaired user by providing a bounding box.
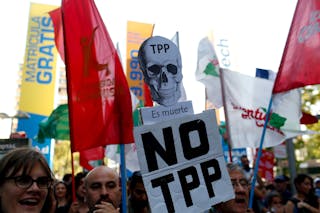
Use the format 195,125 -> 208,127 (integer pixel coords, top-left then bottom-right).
285,173 -> 320,213
0,147 -> 54,213
54,181 -> 71,213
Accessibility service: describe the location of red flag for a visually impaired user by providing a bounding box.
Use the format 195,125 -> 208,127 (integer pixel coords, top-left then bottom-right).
273,0 -> 320,93
300,112 -> 318,124
49,8 -> 64,61
58,0 -> 133,152
79,146 -> 105,171
143,83 -> 153,106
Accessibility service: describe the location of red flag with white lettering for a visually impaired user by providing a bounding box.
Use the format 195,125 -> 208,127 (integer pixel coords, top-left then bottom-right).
59,0 -> 133,151
273,0 -> 320,93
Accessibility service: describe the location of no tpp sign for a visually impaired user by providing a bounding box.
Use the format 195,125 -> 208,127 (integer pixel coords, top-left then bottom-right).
134,110 -> 234,213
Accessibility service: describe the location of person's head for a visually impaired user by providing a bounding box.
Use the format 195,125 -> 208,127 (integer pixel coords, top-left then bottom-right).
54,181 -> 69,200
0,147 -> 54,213
314,177 -> 320,189
265,191 -> 283,211
129,171 -> 149,210
294,173 -> 313,196
215,163 -> 250,213
62,173 -> 72,185
75,171 -> 87,201
84,166 -> 121,210
240,155 -> 250,170
274,175 -> 289,193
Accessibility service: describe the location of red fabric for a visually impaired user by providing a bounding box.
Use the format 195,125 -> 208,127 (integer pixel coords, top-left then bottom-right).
256,149 -> 275,182
300,112 -> 318,124
58,0 -> 133,152
143,82 -> 153,107
273,0 -> 320,93
49,8 -> 64,61
79,146 -> 105,171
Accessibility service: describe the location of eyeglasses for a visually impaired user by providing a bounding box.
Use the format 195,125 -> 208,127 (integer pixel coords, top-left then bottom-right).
231,178 -> 249,188
5,175 -> 53,189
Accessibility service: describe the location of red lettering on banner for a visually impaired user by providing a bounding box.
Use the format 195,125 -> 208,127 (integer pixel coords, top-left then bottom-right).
232,104 -> 284,136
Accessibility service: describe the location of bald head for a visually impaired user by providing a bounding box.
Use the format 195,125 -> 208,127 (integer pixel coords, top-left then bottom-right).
84,166 -> 121,210
85,166 -> 119,184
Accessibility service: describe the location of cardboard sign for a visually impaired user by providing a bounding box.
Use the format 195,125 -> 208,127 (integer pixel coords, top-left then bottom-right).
134,110 -> 234,213
140,101 -> 194,125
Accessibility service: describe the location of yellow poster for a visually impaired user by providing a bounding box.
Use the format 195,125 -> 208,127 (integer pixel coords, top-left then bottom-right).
19,3 -> 59,116
126,21 -> 154,104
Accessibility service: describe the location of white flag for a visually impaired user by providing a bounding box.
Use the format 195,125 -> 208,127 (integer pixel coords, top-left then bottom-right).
195,37 -> 222,108
221,68 -> 303,148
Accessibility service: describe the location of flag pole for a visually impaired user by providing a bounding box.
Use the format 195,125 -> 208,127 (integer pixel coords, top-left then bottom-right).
248,96 -> 273,209
219,68 -> 233,162
116,42 -> 128,213
60,1 -> 77,202
120,144 -> 127,213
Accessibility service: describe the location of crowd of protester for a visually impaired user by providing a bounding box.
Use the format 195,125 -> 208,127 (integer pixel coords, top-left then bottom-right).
1,147 -> 320,213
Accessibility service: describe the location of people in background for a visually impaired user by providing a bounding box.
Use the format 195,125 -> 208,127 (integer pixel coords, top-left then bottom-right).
68,171 -> 89,213
128,171 -> 151,213
0,147 -> 54,213
240,155 -> 253,181
285,173 -> 320,213
54,181 -> 71,213
264,191 -> 285,213
273,174 -> 292,205
313,177 -> 320,199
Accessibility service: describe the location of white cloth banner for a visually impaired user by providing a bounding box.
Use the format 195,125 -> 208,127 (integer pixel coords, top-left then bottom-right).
221,68 -> 302,148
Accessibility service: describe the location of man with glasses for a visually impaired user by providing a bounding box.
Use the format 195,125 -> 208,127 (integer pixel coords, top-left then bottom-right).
209,163 -> 254,213
0,147 -> 54,213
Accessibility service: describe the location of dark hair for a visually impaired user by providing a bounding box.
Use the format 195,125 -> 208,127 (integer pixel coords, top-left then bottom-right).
294,173 -> 312,187
75,171 -> 88,190
129,171 -> 143,190
63,173 -> 72,183
294,173 -> 318,207
265,191 -> 282,208
0,147 -> 54,213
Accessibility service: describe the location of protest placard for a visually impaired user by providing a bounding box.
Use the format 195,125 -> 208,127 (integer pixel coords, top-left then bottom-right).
134,109 -> 234,212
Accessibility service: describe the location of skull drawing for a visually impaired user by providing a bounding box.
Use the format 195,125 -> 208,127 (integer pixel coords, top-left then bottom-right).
138,36 -> 183,106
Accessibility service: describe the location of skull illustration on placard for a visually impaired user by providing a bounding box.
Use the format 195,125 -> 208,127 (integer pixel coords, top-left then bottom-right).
138,36 -> 182,106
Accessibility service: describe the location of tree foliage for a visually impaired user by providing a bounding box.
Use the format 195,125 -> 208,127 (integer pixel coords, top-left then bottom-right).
299,85 -> 320,160
53,140 -> 82,179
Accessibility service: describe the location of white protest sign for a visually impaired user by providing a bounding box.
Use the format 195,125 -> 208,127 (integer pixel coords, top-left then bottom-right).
134,110 -> 234,213
140,101 -> 194,125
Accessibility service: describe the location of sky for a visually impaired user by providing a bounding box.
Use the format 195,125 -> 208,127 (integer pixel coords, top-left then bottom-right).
0,0 -> 297,136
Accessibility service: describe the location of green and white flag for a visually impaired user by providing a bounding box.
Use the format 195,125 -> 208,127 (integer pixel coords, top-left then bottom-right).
195,37 -> 222,108
37,104 -> 69,142
221,68 -> 305,148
